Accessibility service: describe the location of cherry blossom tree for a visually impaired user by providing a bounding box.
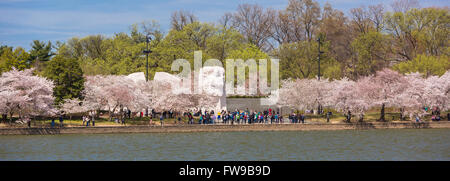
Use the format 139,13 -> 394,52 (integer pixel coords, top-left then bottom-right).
437,70 -> 450,111
0,68 -> 56,122
332,77 -> 373,122
395,70 -> 449,120
360,69 -> 410,121
276,78 -> 333,113
394,72 -> 427,120
273,68 -> 448,122
83,75 -> 146,120
149,80 -> 221,113
150,80 -> 193,112
60,98 -> 87,120
423,70 -> 450,113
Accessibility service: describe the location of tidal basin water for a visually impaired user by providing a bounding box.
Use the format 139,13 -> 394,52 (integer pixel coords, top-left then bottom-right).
1,129 -> 449,160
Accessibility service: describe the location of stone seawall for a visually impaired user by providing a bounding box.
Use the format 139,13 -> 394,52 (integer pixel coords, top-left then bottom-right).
1,122 -> 449,135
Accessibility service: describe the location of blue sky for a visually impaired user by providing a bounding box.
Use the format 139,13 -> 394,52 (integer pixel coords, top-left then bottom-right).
1,0 -> 448,50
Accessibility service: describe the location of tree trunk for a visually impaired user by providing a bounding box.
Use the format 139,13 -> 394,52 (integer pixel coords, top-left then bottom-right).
400,107 -> 405,121
378,103 -> 385,122
9,112 -> 13,123
109,110 -> 113,122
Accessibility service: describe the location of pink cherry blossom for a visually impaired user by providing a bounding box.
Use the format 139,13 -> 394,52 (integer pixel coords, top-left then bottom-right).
0,68 -> 56,120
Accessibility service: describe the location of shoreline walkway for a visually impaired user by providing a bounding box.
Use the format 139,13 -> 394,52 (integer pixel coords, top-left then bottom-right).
1,121 -> 449,135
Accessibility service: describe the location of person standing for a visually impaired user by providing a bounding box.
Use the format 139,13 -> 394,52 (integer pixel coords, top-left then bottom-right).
348,111 -> 352,122
293,113 -> 297,124
90,111 -> 95,126
326,111 -> 331,123
160,114 -> 164,126
243,113 -> 247,124
212,114 -> 216,124
59,115 -> 64,127
187,113 -> 192,124
231,113 -> 234,125
27,118 -> 31,128
51,117 -> 55,128
259,113 -> 263,123
217,111 -> 221,123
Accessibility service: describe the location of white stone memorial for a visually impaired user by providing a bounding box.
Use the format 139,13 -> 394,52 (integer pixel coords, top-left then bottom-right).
126,72 -> 146,83
198,66 -> 227,111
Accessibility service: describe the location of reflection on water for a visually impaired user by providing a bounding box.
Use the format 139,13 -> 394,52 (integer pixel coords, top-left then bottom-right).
0,129 -> 449,161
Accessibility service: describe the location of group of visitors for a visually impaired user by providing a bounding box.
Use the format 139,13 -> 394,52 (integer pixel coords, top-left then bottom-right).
137,106 -> 450,126
115,117 -> 126,125
197,110 -> 217,124
82,115 -> 95,126
431,107 -> 441,121
181,108 -> 290,125
288,113 -> 306,124
50,115 -> 64,128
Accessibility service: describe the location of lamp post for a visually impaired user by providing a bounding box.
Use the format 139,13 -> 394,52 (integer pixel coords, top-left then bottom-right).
143,35 -> 153,118
317,37 -> 324,80
317,37 -> 324,115
143,35 -> 152,82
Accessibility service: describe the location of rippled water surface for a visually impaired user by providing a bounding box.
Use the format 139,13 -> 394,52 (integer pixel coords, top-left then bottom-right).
0,129 -> 449,160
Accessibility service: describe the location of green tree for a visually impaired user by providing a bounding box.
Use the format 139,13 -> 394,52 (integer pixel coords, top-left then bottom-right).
0,47 -> 31,74
350,31 -> 390,78
393,54 -> 450,77
151,22 -> 220,77
226,43 -> 271,94
205,26 -> 246,62
226,43 -> 269,61
43,54 -> 85,105
384,7 -> 450,61
274,37 -> 340,80
29,40 -> 54,62
102,32 -> 146,75
29,40 -> 55,73
0,45 -> 12,55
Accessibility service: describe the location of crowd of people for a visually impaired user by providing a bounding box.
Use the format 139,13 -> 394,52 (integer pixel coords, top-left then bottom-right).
178,108 -> 310,125
87,106 -> 450,127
